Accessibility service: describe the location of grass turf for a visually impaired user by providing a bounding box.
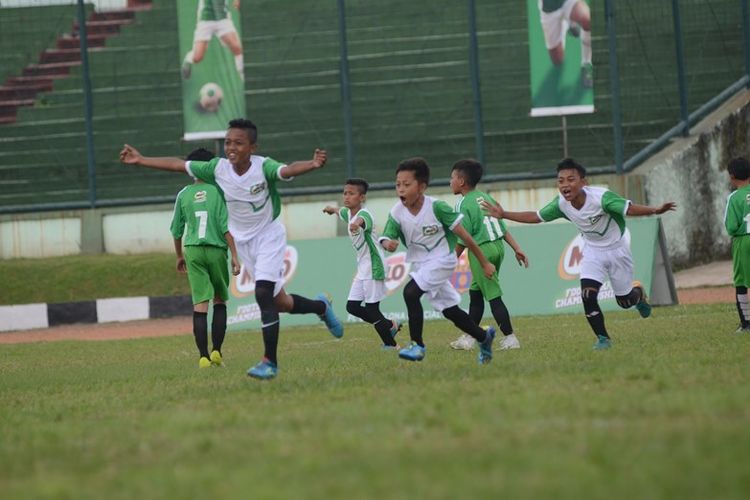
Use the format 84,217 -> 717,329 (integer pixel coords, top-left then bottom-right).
1,303 -> 749,499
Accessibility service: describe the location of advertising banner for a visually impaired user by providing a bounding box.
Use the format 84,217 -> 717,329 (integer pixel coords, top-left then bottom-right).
225,218 -> 677,332
527,0 -> 594,116
177,0 -> 246,140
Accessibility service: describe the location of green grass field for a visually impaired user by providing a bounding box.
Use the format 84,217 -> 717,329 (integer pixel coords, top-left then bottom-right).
1,303 -> 749,499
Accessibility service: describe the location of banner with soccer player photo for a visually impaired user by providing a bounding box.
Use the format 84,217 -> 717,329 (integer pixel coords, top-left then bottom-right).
177,0 -> 246,140
527,0 -> 594,116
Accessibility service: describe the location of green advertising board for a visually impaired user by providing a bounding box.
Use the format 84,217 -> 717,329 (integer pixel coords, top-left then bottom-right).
177,0 -> 246,140
527,0 -> 594,116
225,217 -> 676,332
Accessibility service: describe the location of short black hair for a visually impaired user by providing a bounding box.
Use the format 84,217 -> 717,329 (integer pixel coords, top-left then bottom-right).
396,157 -> 430,185
728,157 -> 750,180
557,158 -> 586,178
345,178 -> 369,194
228,118 -> 258,143
452,159 -> 483,187
185,147 -> 215,162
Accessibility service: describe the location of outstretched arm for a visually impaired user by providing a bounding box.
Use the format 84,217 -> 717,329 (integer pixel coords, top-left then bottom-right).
626,201 -> 677,217
452,225 -> 495,278
479,199 -> 542,224
279,149 -> 327,179
120,144 -> 186,172
322,205 -> 340,216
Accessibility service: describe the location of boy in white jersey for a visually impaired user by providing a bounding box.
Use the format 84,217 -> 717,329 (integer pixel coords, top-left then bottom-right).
481,158 -> 676,349
182,0 -> 245,82
379,157 -> 498,365
323,178 -> 402,349
119,119 -> 343,380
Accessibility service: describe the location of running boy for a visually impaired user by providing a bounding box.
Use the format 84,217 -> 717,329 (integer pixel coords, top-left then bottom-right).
120,119 -> 343,380
448,159 -> 529,352
723,157 -> 750,334
323,178 -> 401,349
378,157 -> 498,365
481,158 -> 676,350
171,148 -> 241,369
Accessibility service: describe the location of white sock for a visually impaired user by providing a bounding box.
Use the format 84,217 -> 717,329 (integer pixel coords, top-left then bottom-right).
581,29 -> 592,65
738,293 -> 749,322
183,50 -> 194,64
235,54 -> 244,80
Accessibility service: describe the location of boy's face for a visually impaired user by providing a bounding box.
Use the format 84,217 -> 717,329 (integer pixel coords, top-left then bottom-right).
449,170 -> 465,195
224,128 -> 257,166
396,170 -> 426,207
342,184 -> 365,209
557,168 -> 585,202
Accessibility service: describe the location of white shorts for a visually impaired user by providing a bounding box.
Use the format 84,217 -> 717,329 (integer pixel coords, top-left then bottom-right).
236,222 -> 286,297
538,0 -> 578,49
193,19 -> 236,42
348,278 -> 387,304
580,234 -> 634,296
409,257 -> 461,312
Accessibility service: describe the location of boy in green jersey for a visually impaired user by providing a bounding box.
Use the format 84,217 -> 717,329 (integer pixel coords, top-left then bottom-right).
323,178 -> 401,349
448,159 -> 529,352
171,148 -> 241,368
723,157 -> 750,333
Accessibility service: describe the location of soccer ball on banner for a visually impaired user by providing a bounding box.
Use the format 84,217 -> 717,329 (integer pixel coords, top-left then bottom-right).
199,82 -> 223,113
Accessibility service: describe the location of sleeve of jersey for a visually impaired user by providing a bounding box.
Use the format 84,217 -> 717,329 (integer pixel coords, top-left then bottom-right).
724,192 -> 741,235
262,157 -> 292,184
379,213 -> 403,243
537,196 -> 565,222
433,200 -> 463,230
602,190 -> 631,216
216,192 -> 229,234
169,194 -> 185,240
185,157 -> 219,184
339,207 -> 349,223
359,210 -> 373,231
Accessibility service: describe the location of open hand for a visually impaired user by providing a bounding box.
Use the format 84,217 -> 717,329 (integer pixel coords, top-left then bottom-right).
119,144 -> 142,165
479,199 -> 504,219
515,250 -> 529,268
654,202 -> 677,214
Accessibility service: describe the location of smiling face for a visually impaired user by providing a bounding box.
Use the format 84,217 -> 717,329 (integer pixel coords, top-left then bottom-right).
557,167 -> 586,203
395,170 -> 426,210
224,128 -> 257,168
342,184 -> 365,210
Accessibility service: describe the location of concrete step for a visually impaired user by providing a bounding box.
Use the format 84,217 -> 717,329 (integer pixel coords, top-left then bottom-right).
56,34 -> 108,50
39,48 -> 82,64
23,61 -> 80,77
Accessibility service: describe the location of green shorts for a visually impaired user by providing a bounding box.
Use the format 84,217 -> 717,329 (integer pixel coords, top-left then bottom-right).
732,236 -> 750,287
468,240 -> 505,300
184,245 -> 230,305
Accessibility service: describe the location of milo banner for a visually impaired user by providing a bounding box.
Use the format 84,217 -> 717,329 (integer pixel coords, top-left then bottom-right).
527,0 -> 594,116
225,218 -> 677,332
177,0 -> 246,140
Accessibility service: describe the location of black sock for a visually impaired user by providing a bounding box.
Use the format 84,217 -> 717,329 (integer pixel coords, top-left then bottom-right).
442,305 -> 487,342
211,304 -> 227,353
365,302 -> 397,346
256,280 -> 280,365
581,279 -> 608,338
489,297 -> 513,335
193,311 -> 209,358
468,290 -> 484,325
262,319 -> 280,365
290,294 -> 326,315
403,280 -> 425,346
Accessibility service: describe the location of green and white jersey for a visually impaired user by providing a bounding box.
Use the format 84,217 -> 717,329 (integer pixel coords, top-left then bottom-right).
724,184 -> 750,238
197,0 -> 230,21
540,0 -> 568,13
454,189 -> 507,246
340,207 -> 386,281
380,196 -> 463,264
538,186 -> 631,248
170,183 -> 228,249
187,155 -> 291,242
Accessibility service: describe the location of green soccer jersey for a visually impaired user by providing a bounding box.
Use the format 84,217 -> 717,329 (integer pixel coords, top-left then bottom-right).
724,184 -> 750,238
454,189 -> 507,246
541,0 -> 568,13
197,0 -> 230,21
340,207 -> 386,280
170,183 -> 229,248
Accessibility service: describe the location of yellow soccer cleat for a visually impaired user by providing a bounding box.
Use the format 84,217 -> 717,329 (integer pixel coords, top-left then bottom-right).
198,356 -> 212,369
210,350 -> 224,367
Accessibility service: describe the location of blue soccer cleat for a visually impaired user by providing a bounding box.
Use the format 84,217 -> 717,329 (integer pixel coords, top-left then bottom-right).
317,293 -> 344,338
389,319 -> 402,339
478,326 -> 496,365
398,342 -> 426,361
593,335 -> 612,350
247,358 -> 278,380
632,281 -> 652,318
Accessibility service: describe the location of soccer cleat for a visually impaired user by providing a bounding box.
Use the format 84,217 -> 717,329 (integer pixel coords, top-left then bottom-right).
593,335 -> 612,350
734,325 -> 750,334
398,342 -> 426,361
316,293 -> 344,338
499,333 -> 521,350
247,358 -> 278,380
210,350 -> 224,367
389,319 -> 402,339
632,281 -> 652,318
181,61 -> 192,80
581,62 -> 594,89
478,327 -> 496,365
449,333 -> 476,350
198,356 -> 211,369
381,344 -> 401,351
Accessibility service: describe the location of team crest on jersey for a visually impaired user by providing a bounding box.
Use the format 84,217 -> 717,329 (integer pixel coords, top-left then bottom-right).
230,245 -> 298,297
558,234 -> 585,280
249,182 -> 266,195
422,224 -> 439,236
745,193 -> 750,205
193,190 -> 207,203
588,214 -> 602,225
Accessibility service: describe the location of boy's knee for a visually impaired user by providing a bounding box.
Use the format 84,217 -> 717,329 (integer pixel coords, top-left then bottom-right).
346,300 -> 361,315
581,287 -> 600,315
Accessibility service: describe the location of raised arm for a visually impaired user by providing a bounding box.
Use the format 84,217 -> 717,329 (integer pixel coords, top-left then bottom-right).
279,149 -> 327,179
626,201 -> 677,217
452,224 -> 495,278
120,144 -> 186,172
479,199 -> 542,224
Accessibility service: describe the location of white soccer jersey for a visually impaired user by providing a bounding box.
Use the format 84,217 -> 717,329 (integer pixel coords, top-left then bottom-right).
186,155 -> 292,242
340,207 -> 387,281
538,186 -> 631,248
